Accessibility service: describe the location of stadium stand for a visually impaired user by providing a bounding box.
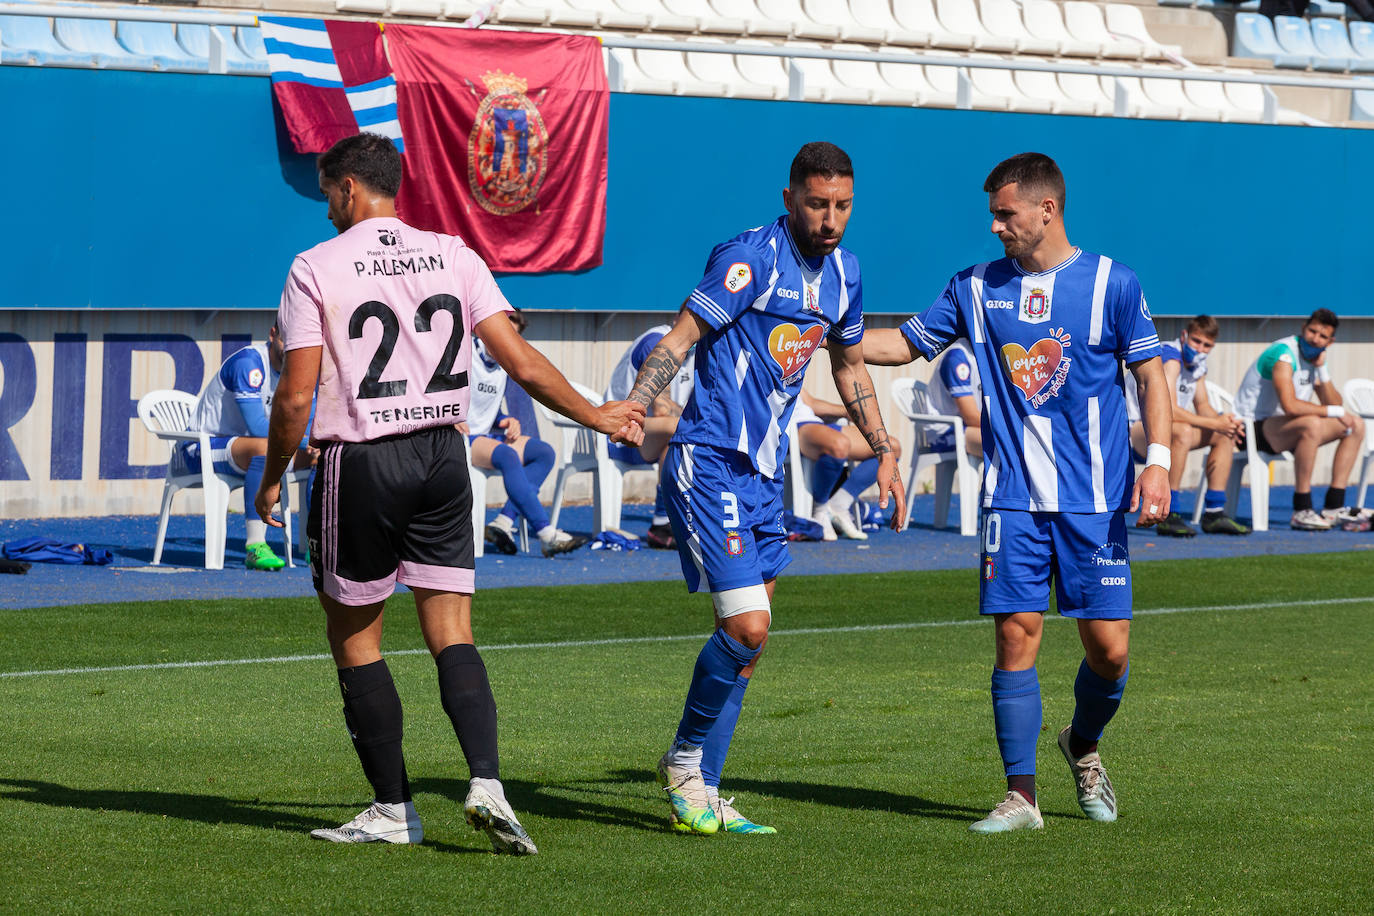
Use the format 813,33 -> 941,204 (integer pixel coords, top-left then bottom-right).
175,24 -> 268,74
115,20 -> 208,71
1023,0 -> 1104,56
1233,12 -> 1312,67
0,13 -> 97,65
1274,14 -> 1337,69
1104,4 -> 1182,58
980,0 -> 1060,54
1315,19 -> 1370,70
1063,1 -> 1146,58
847,0 -> 930,44
684,35 -> 783,97
53,15 -> 159,67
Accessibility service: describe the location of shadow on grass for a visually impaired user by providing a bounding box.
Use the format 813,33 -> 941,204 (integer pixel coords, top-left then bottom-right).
415,776 -> 665,833
0,777 -> 483,853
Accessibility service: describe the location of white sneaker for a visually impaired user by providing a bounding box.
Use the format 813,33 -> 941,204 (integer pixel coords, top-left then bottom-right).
969,791 -> 1043,834
1291,508 -> 1333,531
310,800 -> 423,844
464,779 -> 538,855
1057,727 -> 1118,822
811,507 -> 837,542
827,506 -> 868,541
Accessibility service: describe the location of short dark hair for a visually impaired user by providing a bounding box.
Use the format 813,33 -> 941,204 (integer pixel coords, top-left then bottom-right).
508,308 -> 528,334
1186,314 -> 1220,339
318,133 -> 403,197
1307,308 -> 1339,332
789,141 -> 853,186
983,152 -> 1066,215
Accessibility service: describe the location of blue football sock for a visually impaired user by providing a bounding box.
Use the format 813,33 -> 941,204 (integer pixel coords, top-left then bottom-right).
700,673 -> 749,789
1071,659 -> 1128,743
245,455 -> 265,512
653,484 -> 668,525
811,454 -> 847,505
675,630 -> 757,748
991,667 -> 1041,777
498,438 -> 555,526
1169,489 -> 1181,510
841,456 -> 879,498
1205,489 -> 1226,513
490,442 -> 551,532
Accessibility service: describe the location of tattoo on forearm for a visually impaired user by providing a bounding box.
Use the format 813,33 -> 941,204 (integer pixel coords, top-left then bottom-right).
841,380 -> 878,429
863,427 -> 894,458
629,345 -> 683,410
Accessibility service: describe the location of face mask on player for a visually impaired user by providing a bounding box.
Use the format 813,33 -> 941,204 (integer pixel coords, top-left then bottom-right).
1179,340 -> 1200,367
1297,337 -> 1326,363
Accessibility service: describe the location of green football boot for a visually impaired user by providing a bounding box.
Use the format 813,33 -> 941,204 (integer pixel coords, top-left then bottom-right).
657,754 -> 720,835
716,796 -> 777,835
245,542 -> 286,571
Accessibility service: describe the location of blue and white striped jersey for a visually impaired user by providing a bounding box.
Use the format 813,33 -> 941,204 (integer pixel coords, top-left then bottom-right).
673,216 -> 864,479
902,249 -> 1160,513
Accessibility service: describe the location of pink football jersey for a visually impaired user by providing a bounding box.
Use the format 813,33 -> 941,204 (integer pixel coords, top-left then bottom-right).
277,217 -> 512,443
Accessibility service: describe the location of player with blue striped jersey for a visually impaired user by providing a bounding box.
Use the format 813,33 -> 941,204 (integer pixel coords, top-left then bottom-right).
866,153 -> 1173,834
930,339 -> 983,458
611,142 -> 906,837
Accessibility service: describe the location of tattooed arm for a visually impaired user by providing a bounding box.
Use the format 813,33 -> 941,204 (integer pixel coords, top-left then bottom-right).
827,338 -> 908,531
612,305 -> 710,444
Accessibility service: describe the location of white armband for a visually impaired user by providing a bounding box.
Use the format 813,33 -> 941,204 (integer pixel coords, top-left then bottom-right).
1316,365 -> 1332,384
1326,405 -> 1345,418
1145,443 -> 1171,472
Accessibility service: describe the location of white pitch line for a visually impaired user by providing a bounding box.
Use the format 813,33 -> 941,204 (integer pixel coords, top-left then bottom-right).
2,595 -> 1371,680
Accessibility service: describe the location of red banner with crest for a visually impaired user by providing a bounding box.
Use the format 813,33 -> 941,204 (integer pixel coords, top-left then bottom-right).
384,26 -> 608,273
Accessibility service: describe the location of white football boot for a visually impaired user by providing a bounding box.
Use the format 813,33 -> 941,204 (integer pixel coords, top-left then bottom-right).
464,778 -> 538,855
1057,726 -> 1118,822
310,800 -> 423,844
827,505 -> 868,540
969,791 -> 1044,834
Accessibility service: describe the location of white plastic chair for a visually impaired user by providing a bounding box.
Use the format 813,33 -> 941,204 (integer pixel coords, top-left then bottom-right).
1064,1 -> 1144,59
849,0 -> 930,45
1105,3 -> 1182,59
893,0 -> 977,49
784,418 -> 864,528
890,378 -> 981,536
979,0 -> 1059,54
755,0 -> 841,39
137,389 -> 303,569
544,381 -> 625,535
1343,378 -> 1374,509
467,454 -> 530,559
709,0 -> 793,36
1188,383 -> 1245,525
936,0 -> 1017,51
1022,0 -> 1103,57
1225,385 -> 1294,533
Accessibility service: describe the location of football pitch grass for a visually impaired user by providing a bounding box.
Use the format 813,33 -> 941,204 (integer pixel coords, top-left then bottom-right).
2,552 -> 1370,913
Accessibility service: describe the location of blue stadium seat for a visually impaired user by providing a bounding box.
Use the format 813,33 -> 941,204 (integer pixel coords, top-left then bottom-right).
1312,18 -> 1363,70
1350,20 -> 1374,66
1275,14 -> 1344,69
53,17 -> 159,69
0,14 -> 96,66
1307,0 -> 1348,15
176,24 -> 267,75
1234,13 -> 1311,67
234,26 -> 270,74
116,20 -> 208,72
1352,88 -> 1374,119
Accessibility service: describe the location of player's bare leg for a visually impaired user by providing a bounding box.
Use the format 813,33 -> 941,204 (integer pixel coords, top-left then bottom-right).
1263,416 -> 1336,529
415,587 -> 536,854
471,433 -> 585,558
312,595 -> 424,844
1154,422 -> 1199,537
1057,618 -> 1129,823
972,612 -> 1045,834
1199,428 -> 1249,534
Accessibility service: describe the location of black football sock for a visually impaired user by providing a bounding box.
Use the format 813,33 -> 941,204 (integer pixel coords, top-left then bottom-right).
337,659 -> 411,805
436,643 -> 500,780
1007,774 -> 1036,804
1294,491 -> 1313,513
1324,487 -> 1346,511
1068,728 -> 1099,759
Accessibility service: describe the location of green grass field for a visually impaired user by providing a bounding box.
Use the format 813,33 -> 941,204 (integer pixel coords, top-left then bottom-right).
2,553 -> 1371,914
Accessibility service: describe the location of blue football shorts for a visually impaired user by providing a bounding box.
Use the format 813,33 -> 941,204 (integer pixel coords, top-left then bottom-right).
607,441 -> 654,465
661,442 -> 790,594
175,436 -> 247,478
978,508 -> 1133,620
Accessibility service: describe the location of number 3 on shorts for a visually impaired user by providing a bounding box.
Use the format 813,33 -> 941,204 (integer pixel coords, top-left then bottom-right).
983,511 -> 1001,554
721,491 -> 740,528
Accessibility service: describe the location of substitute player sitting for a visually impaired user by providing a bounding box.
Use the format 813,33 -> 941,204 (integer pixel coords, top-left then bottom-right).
254,133 -> 643,853
794,389 -> 896,540
177,323 -> 315,570
930,338 -> 983,459
603,322 -> 695,548
866,152 -> 1173,833
1125,314 -> 1248,537
1234,308 -> 1367,530
613,141 -> 905,836
464,313 -> 588,558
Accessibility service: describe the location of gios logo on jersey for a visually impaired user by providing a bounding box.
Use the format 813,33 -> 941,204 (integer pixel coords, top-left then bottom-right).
769,322 -> 824,385
466,70 -> 549,216
724,263 -> 753,294
1001,327 -> 1072,408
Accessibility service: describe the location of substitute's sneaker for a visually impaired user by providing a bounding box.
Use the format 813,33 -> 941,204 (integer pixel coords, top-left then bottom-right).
1200,512 -> 1250,535
1154,512 -> 1196,538
245,542 -> 286,571
1325,507 -> 1374,532
715,796 -> 777,835
646,523 -> 676,550
969,791 -> 1043,834
1057,726 -> 1118,822
828,507 -> 869,541
464,779 -> 537,855
484,520 -> 519,555
810,508 -> 838,542
1291,508 -> 1333,531
541,530 -> 590,557
657,754 -> 720,835
311,801 -> 423,844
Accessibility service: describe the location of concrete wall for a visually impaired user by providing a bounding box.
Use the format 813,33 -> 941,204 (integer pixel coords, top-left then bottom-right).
4,309 -> 1369,518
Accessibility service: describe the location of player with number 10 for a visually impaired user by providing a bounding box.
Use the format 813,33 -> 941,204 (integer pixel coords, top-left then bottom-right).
254,133 -> 644,853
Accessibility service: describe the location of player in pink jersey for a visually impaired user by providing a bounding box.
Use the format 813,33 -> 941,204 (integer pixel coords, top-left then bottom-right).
253,133 -> 644,853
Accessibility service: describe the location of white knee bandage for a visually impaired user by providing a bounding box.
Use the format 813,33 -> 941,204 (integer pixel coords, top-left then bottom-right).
711,584 -> 771,620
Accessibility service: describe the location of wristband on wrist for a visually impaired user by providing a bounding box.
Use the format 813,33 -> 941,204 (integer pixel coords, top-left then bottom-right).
1326,404 -> 1345,418
1316,365 -> 1332,383
1145,443 -> 1171,472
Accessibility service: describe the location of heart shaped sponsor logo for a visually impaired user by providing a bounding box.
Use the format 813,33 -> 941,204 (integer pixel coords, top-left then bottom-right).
1001,337 -> 1063,401
769,322 -> 825,382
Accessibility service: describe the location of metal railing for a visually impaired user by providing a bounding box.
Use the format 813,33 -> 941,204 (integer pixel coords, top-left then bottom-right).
3,1 -> 1371,122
